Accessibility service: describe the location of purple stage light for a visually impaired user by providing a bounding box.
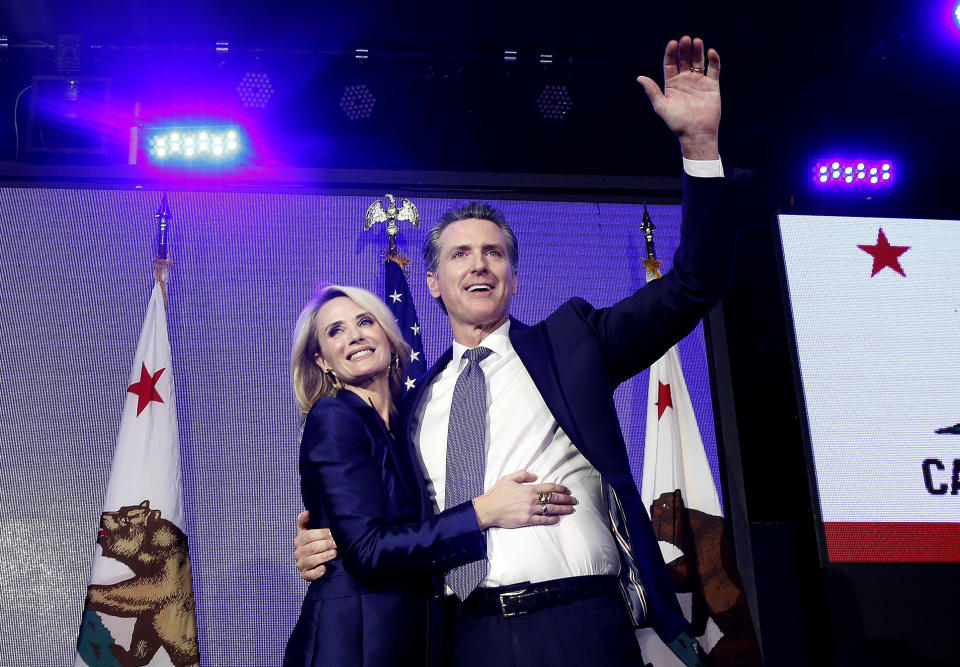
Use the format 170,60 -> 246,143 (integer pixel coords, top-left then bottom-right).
237,72 -> 274,109
146,126 -> 244,164
812,159 -> 895,188
340,84 -> 376,120
931,0 -> 960,48
537,84 -> 573,120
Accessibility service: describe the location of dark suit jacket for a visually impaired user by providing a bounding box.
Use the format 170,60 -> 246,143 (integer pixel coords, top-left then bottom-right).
401,173 -> 743,645
285,389 -> 485,666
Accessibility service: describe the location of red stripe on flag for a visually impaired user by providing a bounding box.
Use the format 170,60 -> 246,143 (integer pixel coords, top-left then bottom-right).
824,522 -> 960,562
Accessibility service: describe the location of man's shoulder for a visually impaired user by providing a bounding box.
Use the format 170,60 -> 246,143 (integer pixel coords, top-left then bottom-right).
507,299 -> 602,355
530,296 -> 597,327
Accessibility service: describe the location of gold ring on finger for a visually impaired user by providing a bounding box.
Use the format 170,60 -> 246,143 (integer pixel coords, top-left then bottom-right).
690,66 -> 703,73
537,491 -> 551,504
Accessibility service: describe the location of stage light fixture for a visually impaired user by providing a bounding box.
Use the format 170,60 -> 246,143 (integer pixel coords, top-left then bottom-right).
812,159 -> 895,188
237,72 -> 274,109
25,76 -> 112,158
146,126 -> 243,164
537,84 -> 573,120
955,1 -> 960,27
340,84 -> 376,120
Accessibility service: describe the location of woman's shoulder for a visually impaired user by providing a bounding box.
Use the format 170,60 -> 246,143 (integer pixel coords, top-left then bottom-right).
305,392 -> 363,425
307,393 -> 348,411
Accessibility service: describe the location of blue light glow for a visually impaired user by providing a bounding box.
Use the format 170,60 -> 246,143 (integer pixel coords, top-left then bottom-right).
145,125 -> 245,165
931,0 -> 960,50
813,159 -> 896,188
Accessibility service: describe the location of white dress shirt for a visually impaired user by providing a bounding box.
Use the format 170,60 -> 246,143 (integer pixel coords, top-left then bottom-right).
682,156 -> 724,178
410,321 -> 621,586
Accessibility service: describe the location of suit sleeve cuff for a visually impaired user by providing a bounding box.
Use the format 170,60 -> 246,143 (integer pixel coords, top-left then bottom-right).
682,157 -> 724,178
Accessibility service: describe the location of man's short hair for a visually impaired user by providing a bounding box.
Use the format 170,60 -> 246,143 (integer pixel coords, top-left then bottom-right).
422,201 -> 520,276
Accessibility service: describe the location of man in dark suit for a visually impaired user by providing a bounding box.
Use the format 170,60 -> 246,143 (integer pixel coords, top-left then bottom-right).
295,35 -> 741,666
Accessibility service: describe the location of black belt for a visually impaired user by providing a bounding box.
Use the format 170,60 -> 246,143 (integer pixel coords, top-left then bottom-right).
451,575 -> 620,618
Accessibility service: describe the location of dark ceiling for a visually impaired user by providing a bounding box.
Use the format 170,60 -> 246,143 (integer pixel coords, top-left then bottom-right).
1,1 -> 957,213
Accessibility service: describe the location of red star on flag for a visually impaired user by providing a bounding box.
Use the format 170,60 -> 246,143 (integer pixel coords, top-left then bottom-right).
127,363 -> 165,416
857,228 -> 910,277
656,381 -> 673,419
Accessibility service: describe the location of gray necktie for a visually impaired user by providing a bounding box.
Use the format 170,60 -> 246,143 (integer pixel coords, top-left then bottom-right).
444,346 -> 493,600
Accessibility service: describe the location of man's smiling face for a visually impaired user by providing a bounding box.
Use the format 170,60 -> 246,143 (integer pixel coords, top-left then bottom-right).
426,217 -> 517,343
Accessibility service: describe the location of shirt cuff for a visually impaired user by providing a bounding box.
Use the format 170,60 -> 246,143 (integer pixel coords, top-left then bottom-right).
682,157 -> 724,178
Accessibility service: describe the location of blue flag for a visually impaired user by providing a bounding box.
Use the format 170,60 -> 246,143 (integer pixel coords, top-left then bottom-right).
384,257 -> 427,391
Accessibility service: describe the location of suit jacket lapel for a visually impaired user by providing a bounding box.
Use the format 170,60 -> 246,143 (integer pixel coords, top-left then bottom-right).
508,317 -> 584,452
401,323 -> 589,516
386,424 -> 424,515
399,348 -> 454,517
339,389 -> 423,512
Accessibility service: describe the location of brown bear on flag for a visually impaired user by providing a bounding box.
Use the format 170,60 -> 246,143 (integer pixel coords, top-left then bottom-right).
76,254 -> 199,667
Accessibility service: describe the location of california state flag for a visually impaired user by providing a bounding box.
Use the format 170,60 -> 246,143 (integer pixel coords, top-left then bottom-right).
636,267 -> 761,666
76,261 -> 199,667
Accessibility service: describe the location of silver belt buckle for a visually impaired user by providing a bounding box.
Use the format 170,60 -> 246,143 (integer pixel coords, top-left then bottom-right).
499,588 -> 530,618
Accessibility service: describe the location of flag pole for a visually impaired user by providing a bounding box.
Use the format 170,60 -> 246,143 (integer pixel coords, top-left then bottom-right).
637,206 -> 762,665
363,193 -> 422,270
75,191 -> 200,667
155,193 -> 171,260
363,194 -> 428,389
641,203 -> 663,279
154,193 -> 173,302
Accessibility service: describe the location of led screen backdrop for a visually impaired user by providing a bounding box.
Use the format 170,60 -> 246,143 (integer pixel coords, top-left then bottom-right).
0,186 -> 719,665
779,214 -> 960,563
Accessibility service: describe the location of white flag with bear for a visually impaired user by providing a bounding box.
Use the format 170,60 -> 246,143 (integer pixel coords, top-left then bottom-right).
636,266 -> 761,666
76,262 -> 199,667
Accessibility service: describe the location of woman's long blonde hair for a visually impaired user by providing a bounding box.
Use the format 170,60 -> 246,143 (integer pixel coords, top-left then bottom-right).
291,284 -> 411,418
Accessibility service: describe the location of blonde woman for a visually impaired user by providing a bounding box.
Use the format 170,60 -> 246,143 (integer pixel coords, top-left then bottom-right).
284,285 -> 575,667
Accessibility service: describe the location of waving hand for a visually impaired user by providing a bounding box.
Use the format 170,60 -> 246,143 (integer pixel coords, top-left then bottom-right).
637,36 -> 721,160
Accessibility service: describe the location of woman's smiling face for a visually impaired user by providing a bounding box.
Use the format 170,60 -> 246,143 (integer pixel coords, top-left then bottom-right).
313,296 -> 393,389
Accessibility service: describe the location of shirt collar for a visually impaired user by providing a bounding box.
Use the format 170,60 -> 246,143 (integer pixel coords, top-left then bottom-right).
451,319 -> 512,367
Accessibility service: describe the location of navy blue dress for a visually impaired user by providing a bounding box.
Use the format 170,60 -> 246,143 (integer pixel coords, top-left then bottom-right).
284,389 -> 485,667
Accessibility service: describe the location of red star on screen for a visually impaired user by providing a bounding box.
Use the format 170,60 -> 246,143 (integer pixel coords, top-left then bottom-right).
127,363 -> 165,416
857,228 -> 910,277
656,381 -> 673,419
